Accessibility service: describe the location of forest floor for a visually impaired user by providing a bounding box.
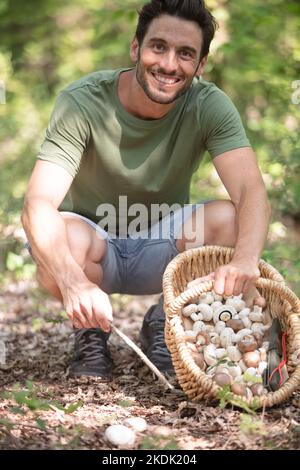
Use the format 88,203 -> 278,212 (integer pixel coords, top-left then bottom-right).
0,279 -> 300,451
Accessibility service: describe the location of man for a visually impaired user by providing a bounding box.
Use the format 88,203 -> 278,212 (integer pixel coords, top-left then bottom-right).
21,0 -> 271,378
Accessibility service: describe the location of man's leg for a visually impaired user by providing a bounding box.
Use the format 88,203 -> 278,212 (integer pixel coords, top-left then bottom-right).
140,200 -> 238,374
34,215 -> 113,378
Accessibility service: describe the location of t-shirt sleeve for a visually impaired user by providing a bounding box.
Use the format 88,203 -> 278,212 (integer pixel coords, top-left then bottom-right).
200,88 -> 251,158
37,91 -> 90,177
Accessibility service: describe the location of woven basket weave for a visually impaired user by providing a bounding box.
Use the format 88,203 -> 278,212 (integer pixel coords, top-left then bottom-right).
163,246 -> 300,409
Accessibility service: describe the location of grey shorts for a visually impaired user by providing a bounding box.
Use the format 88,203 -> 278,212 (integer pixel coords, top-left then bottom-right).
26,203 -> 208,296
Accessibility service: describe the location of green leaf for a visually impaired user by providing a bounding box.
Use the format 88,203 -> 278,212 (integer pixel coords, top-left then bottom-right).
35,418 -> 47,431
63,401 -> 83,414
11,406 -> 26,415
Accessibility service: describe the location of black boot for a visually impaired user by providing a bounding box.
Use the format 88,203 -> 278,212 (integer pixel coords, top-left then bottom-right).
69,328 -> 113,378
140,296 -> 174,375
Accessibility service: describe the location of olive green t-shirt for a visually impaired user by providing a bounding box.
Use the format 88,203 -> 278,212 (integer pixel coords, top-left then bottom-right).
37,68 -> 250,228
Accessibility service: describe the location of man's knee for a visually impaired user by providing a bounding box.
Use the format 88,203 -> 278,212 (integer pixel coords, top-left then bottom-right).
63,217 -> 106,269
204,200 -> 237,246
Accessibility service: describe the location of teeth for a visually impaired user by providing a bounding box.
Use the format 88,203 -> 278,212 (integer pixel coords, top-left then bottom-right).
153,73 -> 178,85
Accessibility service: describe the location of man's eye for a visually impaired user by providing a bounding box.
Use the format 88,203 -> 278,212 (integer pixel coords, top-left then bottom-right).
180,50 -> 192,59
153,44 -> 165,52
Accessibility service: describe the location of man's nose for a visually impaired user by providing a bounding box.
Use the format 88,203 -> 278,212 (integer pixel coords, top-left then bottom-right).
159,51 -> 178,74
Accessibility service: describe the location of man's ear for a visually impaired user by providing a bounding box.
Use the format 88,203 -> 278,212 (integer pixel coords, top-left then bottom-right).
130,37 -> 140,63
196,55 -> 208,77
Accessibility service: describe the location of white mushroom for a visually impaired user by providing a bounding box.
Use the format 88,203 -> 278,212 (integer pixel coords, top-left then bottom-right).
243,350 -> 261,368
195,331 -> 210,347
182,304 -> 198,317
198,292 -> 215,305
249,306 -> 264,322
193,320 -> 206,333
244,367 -> 258,380
220,327 -> 236,348
235,328 -> 253,342
251,322 -> 269,336
241,316 -> 252,329
238,307 -> 251,319
124,417 -> 147,433
212,291 -> 224,302
227,365 -> 242,379
104,425 -> 135,447
226,295 -> 246,312
226,345 -> 242,362
215,348 -> 227,359
213,305 -> 237,324
197,303 -> 213,321
257,361 -> 268,375
238,359 -> 248,373
209,331 -> 221,347
258,347 -> 267,362
211,301 -> 223,311
215,321 -> 226,334
203,344 -> 218,366
191,312 -> 200,322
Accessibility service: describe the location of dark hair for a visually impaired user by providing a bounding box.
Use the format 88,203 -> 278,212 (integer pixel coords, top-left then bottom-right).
135,0 -> 218,59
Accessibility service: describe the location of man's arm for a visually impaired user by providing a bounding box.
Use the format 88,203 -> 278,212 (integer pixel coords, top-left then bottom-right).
21,160 -> 112,331
212,146 -> 272,296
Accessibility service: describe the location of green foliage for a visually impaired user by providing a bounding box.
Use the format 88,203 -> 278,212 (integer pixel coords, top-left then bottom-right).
239,414 -> 268,437
217,385 -> 259,414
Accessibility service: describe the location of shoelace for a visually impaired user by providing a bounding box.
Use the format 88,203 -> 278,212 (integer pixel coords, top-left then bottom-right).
75,329 -> 110,365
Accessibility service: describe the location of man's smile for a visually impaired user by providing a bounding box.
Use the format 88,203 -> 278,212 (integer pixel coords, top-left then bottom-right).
151,72 -> 182,86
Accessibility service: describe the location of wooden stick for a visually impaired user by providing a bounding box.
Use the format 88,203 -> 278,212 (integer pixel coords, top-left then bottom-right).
110,325 -> 174,390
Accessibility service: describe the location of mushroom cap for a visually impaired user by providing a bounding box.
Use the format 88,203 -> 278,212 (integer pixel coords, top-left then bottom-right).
243,350 -> 261,368
231,382 -> 247,397
213,372 -> 232,387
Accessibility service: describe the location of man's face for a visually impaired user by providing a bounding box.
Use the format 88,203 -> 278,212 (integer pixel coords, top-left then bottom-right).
131,14 -> 205,105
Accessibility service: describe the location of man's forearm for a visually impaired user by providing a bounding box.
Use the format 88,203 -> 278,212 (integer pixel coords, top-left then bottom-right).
232,187 -> 271,265
22,198 -> 87,290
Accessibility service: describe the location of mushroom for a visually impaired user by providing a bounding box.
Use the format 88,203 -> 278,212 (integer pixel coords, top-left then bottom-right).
249,306 -> 264,323
209,331 -> 221,347
215,321 -> 226,334
244,367 -> 258,380
198,292 -> 215,305
193,320 -> 206,333
104,425 -> 135,447
235,328 -> 253,342
182,304 -> 198,317
213,305 -> 237,324
203,344 -> 218,366
124,417 -> 147,433
213,372 -> 232,387
257,361 -> 268,375
213,291 -> 224,302
215,348 -> 227,359
226,319 -> 245,332
251,322 -> 269,336
238,359 -> 248,373
258,348 -> 267,362
250,383 -> 266,397
191,351 -> 206,370
231,382 -> 247,397
197,303 -> 213,321
238,307 -> 251,319
241,316 -> 252,329
237,335 -> 258,353
220,327 -> 236,348
227,365 -> 243,379
226,295 -> 246,312
243,351 -> 261,368
211,301 -> 223,311
191,312 -> 201,322
226,345 -> 242,362
195,331 -> 210,348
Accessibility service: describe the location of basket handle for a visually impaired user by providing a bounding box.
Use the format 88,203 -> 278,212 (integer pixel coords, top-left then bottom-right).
168,277 -> 300,316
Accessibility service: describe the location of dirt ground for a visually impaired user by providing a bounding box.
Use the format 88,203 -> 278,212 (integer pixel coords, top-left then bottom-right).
1,279 -> 300,451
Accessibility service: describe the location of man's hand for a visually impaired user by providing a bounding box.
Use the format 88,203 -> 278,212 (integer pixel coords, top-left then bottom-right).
61,281 -> 113,332
213,260 -> 260,297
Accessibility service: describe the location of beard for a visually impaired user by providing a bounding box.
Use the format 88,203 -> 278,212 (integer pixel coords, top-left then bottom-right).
135,58 -> 197,105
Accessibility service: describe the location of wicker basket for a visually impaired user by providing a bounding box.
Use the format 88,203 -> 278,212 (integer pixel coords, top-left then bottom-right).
163,246 -> 300,409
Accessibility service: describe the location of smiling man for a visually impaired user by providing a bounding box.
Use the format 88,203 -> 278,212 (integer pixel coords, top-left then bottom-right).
22,0 -> 271,378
